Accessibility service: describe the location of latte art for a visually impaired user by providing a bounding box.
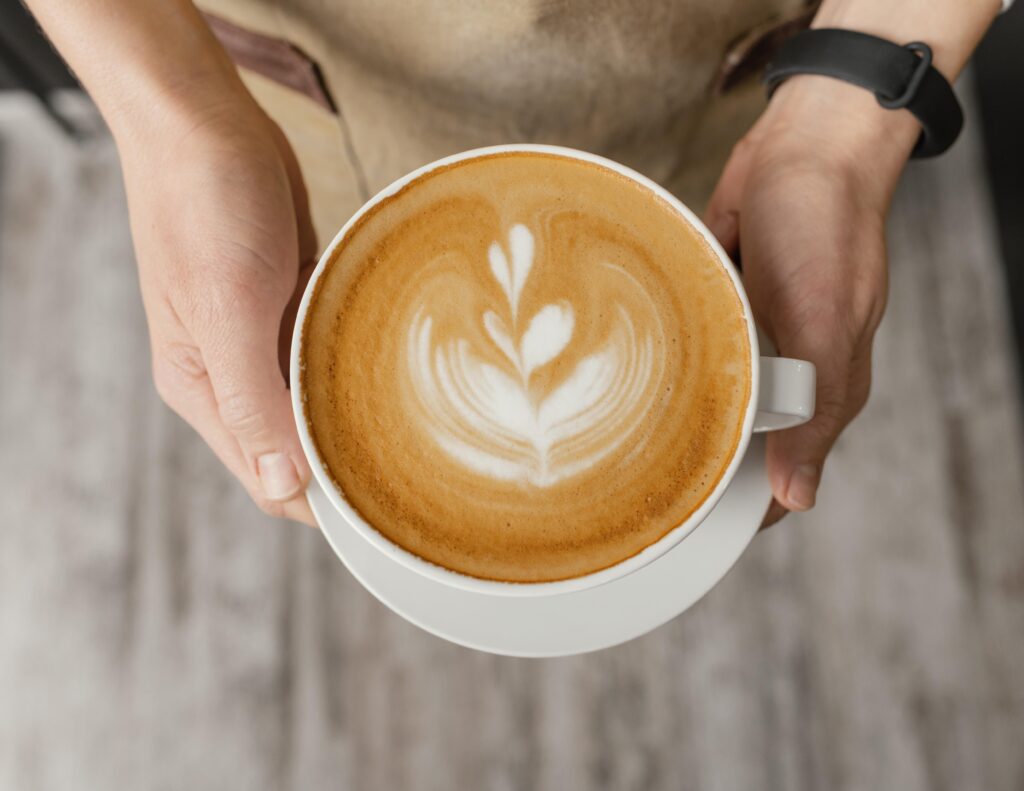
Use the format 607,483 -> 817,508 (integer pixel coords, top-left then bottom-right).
301,152 -> 751,582
407,224 -> 665,487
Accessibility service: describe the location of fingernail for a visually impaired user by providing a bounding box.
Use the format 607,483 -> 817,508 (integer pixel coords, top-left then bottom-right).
257,452 -> 302,501
787,464 -> 820,511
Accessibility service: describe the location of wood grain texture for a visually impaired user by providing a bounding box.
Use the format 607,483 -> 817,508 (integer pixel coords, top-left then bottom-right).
0,88 -> 1022,791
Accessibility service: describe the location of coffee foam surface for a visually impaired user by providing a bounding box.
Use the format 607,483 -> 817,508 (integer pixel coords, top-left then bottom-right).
302,152 -> 751,582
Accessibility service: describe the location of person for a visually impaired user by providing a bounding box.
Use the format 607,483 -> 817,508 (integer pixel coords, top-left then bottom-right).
24,0 -> 1006,527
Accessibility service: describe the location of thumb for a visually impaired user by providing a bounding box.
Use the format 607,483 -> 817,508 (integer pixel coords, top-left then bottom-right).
765,330 -> 871,513
200,286 -> 312,510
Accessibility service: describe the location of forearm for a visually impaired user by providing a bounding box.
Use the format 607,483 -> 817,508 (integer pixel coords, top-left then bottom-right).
813,0 -> 1001,79
23,0 -> 248,144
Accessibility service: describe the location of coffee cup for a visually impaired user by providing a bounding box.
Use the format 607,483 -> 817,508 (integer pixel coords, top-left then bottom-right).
291,144 -> 815,597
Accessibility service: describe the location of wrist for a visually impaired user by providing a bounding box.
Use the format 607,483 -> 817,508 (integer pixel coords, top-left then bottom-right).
104,52 -> 255,156
23,0 -> 255,155
757,0 -> 1002,203
756,76 -> 918,202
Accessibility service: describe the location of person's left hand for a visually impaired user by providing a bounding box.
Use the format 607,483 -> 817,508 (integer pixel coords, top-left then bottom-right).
704,77 -> 919,527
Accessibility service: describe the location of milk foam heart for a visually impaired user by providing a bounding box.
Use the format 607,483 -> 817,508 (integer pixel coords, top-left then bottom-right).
301,152 -> 751,583
407,224 -> 664,487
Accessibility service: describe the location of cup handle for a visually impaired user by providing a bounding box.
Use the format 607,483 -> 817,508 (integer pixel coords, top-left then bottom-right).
754,357 -> 816,432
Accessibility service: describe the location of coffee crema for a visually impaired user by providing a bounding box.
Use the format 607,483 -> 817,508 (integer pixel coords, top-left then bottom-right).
301,152 -> 751,583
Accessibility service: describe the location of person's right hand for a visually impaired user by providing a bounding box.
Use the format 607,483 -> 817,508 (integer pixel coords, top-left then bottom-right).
119,98 -> 319,525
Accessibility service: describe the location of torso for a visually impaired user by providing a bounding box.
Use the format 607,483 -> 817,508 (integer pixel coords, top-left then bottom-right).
199,0 -> 802,208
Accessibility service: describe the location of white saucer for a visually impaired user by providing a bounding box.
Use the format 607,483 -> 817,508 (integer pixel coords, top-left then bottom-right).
308,435 -> 769,657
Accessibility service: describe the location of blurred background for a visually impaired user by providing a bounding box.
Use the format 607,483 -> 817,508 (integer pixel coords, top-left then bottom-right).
1,2 -> 1022,789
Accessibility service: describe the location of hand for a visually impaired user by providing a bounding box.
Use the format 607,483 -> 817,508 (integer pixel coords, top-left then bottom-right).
705,78 -> 918,527
120,97 -> 319,525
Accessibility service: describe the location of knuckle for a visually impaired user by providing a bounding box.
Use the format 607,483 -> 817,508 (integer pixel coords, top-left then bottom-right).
847,369 -> 873,417
195,277 -> 257,330
810,365 -> 872,445
812,385 -> 850,438
205,276 -> 244,315
847,269 -> 888,343
153,342 -> 208,404
217,390 -> 271,440
854,285 -> 887,341
185,269 -> 274,339
779,310 -> 849,363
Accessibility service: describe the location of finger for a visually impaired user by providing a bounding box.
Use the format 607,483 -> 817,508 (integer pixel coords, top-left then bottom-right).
765,335 -> 872,513
268,120 -> 319,383
189,278 -> 313,512
269,119 -> 319,264
278,256 -> 318,382
703,138 -> 755,255
759,499 -> 789,530
184,387 -> 316,527
152,335 -> 316,526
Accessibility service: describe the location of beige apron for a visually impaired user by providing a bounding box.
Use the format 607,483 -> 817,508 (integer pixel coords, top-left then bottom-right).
195,0 -> 811,248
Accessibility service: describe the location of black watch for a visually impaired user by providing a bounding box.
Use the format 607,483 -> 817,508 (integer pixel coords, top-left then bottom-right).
763,28 -> 964,158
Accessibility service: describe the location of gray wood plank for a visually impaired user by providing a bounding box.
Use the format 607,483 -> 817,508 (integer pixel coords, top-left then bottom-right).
1,86 -> 1022,791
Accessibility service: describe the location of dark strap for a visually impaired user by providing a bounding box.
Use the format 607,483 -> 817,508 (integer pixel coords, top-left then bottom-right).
763,28 -> 964,158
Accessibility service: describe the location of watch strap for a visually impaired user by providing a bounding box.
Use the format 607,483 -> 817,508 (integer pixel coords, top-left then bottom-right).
763,28 -> 964,158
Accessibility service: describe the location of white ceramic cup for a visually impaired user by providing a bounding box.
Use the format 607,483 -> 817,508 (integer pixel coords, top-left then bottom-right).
291,144 -> 815,598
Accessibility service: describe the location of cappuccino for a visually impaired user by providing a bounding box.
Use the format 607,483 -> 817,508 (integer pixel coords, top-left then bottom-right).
301,152 -> 751,582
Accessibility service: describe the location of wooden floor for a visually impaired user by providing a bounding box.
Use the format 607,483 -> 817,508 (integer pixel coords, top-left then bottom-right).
1,89 -> 1022,791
